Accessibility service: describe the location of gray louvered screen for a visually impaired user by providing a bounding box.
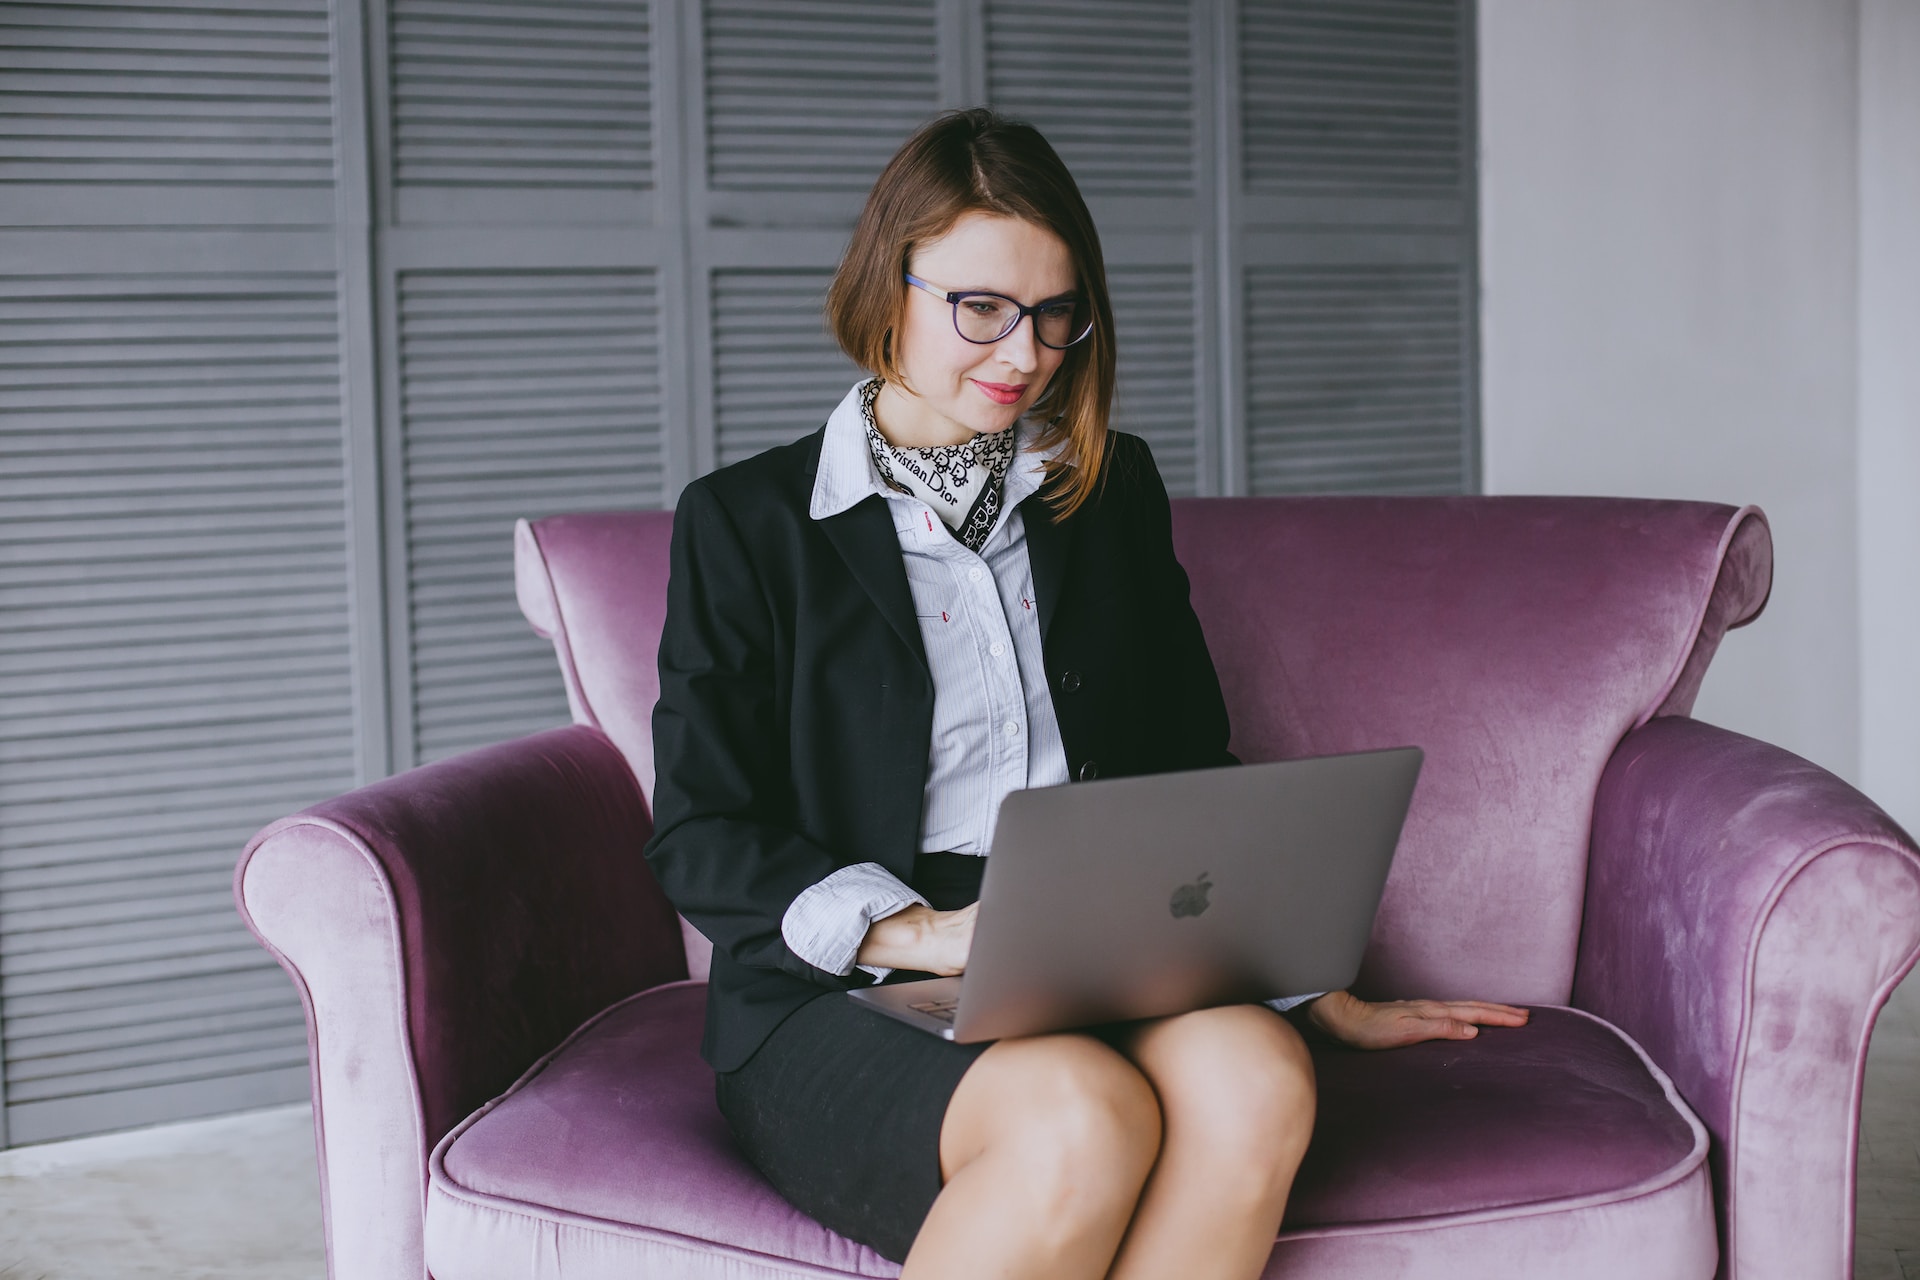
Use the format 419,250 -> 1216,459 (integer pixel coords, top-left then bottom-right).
1240,0 -> 1466,195
711,269 -> 858,467
985,0 -> 1195,198
388,0 -> 653,195
0,0 -> 334,220
1108,265 -> 1200,497
0,270 -> 351,1144
1245,264 -> 1468,494
398,270 -> 665,765
703,0 -> 938,191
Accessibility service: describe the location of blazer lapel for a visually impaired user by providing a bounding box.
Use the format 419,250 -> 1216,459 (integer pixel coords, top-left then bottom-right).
1020,491 -> 1080,641
819,496 -> 929,671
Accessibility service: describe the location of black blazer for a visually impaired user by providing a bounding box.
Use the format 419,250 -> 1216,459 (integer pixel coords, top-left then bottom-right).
644,427 -> 1236,1072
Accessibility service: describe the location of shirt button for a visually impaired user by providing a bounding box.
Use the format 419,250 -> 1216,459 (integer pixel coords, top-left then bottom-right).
968,567 -> 984,582
1078,760 -> 1101,781
1004,721 -> 1019,738
1059,670 -> 1081,693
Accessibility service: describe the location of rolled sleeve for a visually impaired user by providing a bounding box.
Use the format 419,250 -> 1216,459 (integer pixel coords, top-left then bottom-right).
1265,992 -> 1326,1014
781,862 -> 929,980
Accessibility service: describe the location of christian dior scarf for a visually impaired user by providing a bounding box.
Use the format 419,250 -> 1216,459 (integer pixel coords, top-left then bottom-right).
860,378 -> 1017,555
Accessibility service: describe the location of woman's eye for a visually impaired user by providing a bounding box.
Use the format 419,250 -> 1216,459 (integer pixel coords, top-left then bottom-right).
963,301 -> 1001,317
1039,302 -> 1075,320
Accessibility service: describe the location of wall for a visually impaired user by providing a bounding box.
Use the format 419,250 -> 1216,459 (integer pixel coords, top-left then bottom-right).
1478,0 -> 1867,788
1858,0 -> 1920,833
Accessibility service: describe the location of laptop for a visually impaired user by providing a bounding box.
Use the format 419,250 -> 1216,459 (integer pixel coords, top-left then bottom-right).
848,747 -> 1422,1042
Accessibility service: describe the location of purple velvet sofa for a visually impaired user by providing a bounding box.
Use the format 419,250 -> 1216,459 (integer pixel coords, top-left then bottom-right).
235,497 -> 1920,1280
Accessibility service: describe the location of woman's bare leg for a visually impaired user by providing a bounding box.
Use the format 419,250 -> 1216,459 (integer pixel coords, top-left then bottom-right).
1106,1004 -> 1316,1280
902,1032 -> 1162,1280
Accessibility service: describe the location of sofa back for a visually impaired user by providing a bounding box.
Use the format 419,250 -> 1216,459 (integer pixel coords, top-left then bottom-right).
518,496 -> 1771,1004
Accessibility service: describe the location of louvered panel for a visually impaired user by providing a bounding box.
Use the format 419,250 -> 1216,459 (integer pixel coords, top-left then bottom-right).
1108,265 -> 1199,496
710,269 -> 858,467
0,270 -> 351,1140
1240,0 -> 1466,196
388,0 -> 652,192
703,0 -> 937,192
985,0 -> 1194,198
1244,263 -> 1467,495
398,270 -> 664,764
0,1 -> 333,200
3,967 -> 294,1044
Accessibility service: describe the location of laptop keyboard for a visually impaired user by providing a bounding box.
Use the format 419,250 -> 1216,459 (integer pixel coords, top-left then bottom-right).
908,997 -> 959,1023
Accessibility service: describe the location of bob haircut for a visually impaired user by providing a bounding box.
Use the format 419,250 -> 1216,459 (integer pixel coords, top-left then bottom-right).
826,108 -> 1116,519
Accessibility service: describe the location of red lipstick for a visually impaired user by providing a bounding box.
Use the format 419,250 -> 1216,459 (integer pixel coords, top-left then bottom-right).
972,379 -> 1027,406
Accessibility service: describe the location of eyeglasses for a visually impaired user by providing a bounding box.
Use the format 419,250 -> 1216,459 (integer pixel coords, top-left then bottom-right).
904,273 -> 1094,350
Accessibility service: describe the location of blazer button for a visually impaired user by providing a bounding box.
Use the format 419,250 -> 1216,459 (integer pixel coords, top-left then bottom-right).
1059,670 -> 1082,693
1078,760 -> 1100,781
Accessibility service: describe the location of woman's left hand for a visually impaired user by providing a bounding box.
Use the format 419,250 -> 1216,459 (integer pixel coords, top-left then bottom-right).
1305,989 -> 1530,1050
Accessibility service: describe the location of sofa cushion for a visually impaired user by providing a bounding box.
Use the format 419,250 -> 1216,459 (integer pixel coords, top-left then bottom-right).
425,983 -> 1710,1280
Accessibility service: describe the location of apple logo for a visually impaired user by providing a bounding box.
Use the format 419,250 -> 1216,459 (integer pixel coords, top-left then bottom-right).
1169,872 -> 1213,919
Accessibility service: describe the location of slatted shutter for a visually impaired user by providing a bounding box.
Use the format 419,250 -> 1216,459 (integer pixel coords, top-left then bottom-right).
703,0 -> 939,195
0,0 -> 335,224
378,1 -> 668,766
985,0 -> 1207,496
1245,264 -> 1467,492
710,270 -> 857,467
985,0 -> 1196,200
387,0 -> 654,222
397,271 -> 665,763
1240,0 -> 1466,197
1106,267 -> 1201,496
0,269 -> 348,1143
1237,0 -> 1476,494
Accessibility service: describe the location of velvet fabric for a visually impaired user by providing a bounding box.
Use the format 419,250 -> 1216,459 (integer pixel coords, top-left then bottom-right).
239,819 -> 431,1280
235,726 -> 684,1280
1576,716 -> 1920,1278
235,494 -> 1920,1280
426,988 -> 1709,1280
1170,497 -> 1771,1007
515,499 -> 1772,1000
517,512 -> 714,978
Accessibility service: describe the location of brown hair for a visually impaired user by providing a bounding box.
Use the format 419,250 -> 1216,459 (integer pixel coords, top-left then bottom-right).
826,108 -> 1115,519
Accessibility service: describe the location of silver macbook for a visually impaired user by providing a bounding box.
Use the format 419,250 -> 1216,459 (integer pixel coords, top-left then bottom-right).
848,747 -> 1422,1042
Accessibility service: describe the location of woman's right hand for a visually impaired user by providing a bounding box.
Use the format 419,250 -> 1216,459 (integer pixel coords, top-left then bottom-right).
854,902 -> 977,976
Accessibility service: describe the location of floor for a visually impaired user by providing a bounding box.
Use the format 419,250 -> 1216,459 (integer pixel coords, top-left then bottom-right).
0,1104 -> 323,1280
1860,970 -> 1920,1280
0,978 -> 1914,1280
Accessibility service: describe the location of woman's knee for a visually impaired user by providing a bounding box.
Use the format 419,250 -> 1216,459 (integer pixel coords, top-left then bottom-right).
1133,1005 -> 1317,1172
944,1033 -> 1162,1206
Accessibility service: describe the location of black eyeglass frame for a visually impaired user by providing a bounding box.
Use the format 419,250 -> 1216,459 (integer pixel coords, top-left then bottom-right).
903,272 -> 1095,350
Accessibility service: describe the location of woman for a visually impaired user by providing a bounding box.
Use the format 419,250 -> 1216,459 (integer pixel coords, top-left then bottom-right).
645,109 -> 1527,1280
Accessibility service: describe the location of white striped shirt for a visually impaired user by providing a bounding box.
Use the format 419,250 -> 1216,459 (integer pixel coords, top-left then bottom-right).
783,383 -> 1068,978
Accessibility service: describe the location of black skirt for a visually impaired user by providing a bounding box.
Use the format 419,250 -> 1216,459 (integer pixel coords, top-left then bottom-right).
714,852 -> 994,1262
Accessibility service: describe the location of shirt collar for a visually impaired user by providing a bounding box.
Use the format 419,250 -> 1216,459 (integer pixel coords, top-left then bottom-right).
808,379 -> 1066,522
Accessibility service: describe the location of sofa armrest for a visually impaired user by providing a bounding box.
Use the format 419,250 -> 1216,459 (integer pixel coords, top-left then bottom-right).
1574,717 -> 1920,1280
234,726 -> 686,1280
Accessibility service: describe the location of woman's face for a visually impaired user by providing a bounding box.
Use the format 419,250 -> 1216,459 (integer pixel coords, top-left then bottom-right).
876,210 -> 1077,449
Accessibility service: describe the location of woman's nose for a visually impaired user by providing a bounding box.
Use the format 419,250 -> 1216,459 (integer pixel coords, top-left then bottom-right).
994,314 -> 1041,372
